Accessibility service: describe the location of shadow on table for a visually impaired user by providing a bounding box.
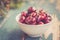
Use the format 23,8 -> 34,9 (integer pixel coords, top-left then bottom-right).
7,29 -> 23,40
7,29 -> 53,40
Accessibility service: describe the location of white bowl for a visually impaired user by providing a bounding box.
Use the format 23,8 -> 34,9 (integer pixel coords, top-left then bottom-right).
16,13 -> 55,37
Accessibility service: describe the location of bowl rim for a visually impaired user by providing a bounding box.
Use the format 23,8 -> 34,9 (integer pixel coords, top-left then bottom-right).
16,13 -> 53,26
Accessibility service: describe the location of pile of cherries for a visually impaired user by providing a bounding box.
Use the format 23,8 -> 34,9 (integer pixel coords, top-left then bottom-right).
19,7 -> 52,25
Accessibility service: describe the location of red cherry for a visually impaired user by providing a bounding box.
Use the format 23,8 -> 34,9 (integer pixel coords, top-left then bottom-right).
31,17 -> 36,22
25,16 -> 32,24
31,18 -> 37,25
45,20 -> 50,24
30,12 -> 37,17
28,7 -> 36,13
31,21 -> 37,25
37,15 -> 42,22
45,15 -> 52,21
21,11 -> 27,16
38,21 -> 44,25
39,13 -> 47,19
19,16 -> 25,23
37,14 -> 46,22
44,15 -> 52,24
41,14 -> 46,19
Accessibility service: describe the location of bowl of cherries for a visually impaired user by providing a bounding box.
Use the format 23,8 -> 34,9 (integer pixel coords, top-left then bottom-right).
16,7 -> 54,37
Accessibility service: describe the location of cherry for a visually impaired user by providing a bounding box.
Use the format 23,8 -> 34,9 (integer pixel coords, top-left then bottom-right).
30,12 -> 37,17
28,7 -> 36,13
37,15 -> 42,22
38,21 -> 44,25
21,11 -> 27,17
19,16 -> 25,23
44,19 -> 51,24
25,16 -> 32,24
40,13 -> 46,18
37,14 -> 46,22
31,21 -> 37,25
44,15 -> 52,24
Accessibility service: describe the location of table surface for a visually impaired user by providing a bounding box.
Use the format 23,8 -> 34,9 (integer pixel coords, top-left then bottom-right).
0,1 -> 60,40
